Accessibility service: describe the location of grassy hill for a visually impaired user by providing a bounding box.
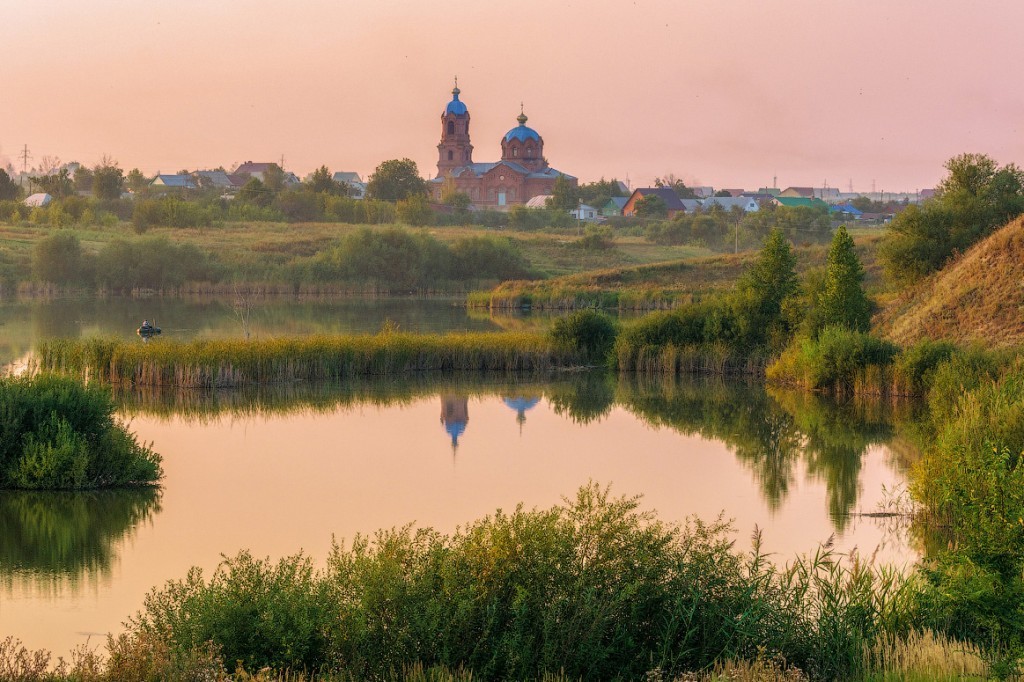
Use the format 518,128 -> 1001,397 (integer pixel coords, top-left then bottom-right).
474,234 -> 884,310
874,217 -> 1024,347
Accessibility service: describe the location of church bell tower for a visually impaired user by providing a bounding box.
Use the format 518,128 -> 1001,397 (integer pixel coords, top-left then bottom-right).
437,78 -> 473,178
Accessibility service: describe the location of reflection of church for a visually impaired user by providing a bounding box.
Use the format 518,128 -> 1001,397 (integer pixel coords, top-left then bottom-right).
503,396 -> 541,431
440,395 -> 469,452
428,81 -> 576,209
438,394 -> 543,451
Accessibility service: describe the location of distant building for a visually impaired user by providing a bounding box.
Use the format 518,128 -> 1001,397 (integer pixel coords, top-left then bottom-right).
151,174 -> 197,189
780,186 -> 842,203
525,195 -> 552,208
701,196 -> 760,212
622,188 -> 700,218
773,196 -> 829,210
427,82 -> 576,209
196,170 -> 235,190
331,172 -> 367,199
234,162 -> 300,186
690,186 -> 715,199
570,204 -> 600,221
602,196 -> 629,217
24,193 -> 52,207
720,188 -> 746,197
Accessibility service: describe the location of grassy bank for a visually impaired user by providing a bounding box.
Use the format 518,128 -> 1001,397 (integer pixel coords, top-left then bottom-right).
0,374 -> 162,489
37,331 -> 577,387
469,235 -> 884,311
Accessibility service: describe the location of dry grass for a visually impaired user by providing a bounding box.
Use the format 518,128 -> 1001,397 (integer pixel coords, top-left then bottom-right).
861,629 -> 990,681
874,216 -> 1024,347
37,331 -> 575,387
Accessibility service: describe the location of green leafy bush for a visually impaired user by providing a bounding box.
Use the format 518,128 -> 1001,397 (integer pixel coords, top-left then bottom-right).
0,375 -> 162,489
549,309 -> 618,364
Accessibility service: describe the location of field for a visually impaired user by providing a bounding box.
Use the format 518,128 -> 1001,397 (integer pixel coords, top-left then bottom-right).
0,220 -> 709,292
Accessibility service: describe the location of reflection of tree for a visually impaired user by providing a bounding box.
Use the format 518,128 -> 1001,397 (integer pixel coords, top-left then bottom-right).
547,371 -> 616,424
0,489 -> 161,594
618,376 -> 906,527
769,390 -> 897,530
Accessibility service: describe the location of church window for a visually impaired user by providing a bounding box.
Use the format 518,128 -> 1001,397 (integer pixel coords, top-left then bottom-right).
447,121 -> 455,135
448,150 -> 453,161
512,147 -> 518,157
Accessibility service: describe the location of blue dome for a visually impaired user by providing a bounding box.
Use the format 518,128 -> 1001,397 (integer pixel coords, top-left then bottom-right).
504,125 -> 540,143
446,87 -> 467,115
504,110 -> 540,143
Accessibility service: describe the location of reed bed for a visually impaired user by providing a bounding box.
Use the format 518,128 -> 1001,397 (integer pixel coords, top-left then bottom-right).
615,341 -> 771,376
38,332 -> 577,388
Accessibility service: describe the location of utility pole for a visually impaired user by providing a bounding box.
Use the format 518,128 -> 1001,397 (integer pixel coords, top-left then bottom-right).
19,144 -> 31,190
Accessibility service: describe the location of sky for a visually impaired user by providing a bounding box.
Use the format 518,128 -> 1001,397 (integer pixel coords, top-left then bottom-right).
2,0 -> 1022,191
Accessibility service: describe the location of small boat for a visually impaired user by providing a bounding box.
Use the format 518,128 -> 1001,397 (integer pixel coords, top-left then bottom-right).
137,323 -> 162,337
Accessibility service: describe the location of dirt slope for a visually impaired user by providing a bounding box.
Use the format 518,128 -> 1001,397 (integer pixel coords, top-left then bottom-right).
875,217 -> 1024,347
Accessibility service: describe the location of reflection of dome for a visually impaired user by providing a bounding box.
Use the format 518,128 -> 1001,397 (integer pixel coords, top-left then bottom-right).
440,395 -> 469,451
504,111 -> 541,142
503,395 -> 541,428
445,86 -> 468,116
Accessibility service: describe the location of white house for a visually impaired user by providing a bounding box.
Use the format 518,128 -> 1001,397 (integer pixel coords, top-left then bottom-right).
570,204 -> 600,221
24,193 -> 52,207
701,196 -> 760,212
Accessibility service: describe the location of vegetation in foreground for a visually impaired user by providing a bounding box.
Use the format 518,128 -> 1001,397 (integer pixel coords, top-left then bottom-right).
0,374 -> 162,489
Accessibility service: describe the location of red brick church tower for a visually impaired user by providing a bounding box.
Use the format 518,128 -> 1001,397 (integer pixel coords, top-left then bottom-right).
429,82 -> 575,208
437,79 -> 474,177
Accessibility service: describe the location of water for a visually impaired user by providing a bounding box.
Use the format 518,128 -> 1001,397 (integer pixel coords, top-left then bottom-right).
0,295 -> 536,368
0,297 -> 919,654
0,372 -> 918,656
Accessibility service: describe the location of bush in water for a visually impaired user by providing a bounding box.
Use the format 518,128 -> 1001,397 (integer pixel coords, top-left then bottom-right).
0,374 -> 162,489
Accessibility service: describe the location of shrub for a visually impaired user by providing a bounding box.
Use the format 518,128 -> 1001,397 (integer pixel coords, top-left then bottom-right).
549,310 -> 618,364
768,327 -> 898,391
0,374 -> 162,489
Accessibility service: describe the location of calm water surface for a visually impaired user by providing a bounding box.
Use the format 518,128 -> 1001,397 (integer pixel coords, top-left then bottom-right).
0,373 -> 918,656
0,295 -> 552,368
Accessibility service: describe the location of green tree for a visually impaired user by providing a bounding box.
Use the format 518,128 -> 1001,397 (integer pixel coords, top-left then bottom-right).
93,164 -> 125,200
239,178 -> 272,207
732,228 -> 800,348
880,153 -> 1024,285
634,194 -> 668,218
307,166 -> 344,195
32,233 -> 88,284
714,189 -> 732,197
125,168 -> 150,193
654,174 -> 697,199
440,173 -> 471,209
34,168 -> 74,198
71,165 -> 93,193
366,158 -> 427,202
809,226 -> 871,334
577,178 -> 626,210
396,194 -> 435,226
547,174 -> 580,211
261,164 -> 287,193
0,169 -> 18,201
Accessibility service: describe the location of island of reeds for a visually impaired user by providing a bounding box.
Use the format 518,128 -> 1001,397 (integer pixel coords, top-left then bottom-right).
0,374 -> 162,489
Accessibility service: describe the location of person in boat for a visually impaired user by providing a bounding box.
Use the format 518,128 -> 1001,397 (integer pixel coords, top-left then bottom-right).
140,319 -> 152,330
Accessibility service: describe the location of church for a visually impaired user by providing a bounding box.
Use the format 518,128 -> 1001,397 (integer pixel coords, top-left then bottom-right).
428,82 -> 576,209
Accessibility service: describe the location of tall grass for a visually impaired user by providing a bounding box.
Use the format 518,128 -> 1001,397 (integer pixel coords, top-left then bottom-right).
38,332 -> 577,387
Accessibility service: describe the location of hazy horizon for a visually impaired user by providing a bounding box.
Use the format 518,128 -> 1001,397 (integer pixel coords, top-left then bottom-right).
3,0 -> 1022,191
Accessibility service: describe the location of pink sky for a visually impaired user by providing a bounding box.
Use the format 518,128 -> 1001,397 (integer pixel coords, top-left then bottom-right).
2,0 -> 1022,191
